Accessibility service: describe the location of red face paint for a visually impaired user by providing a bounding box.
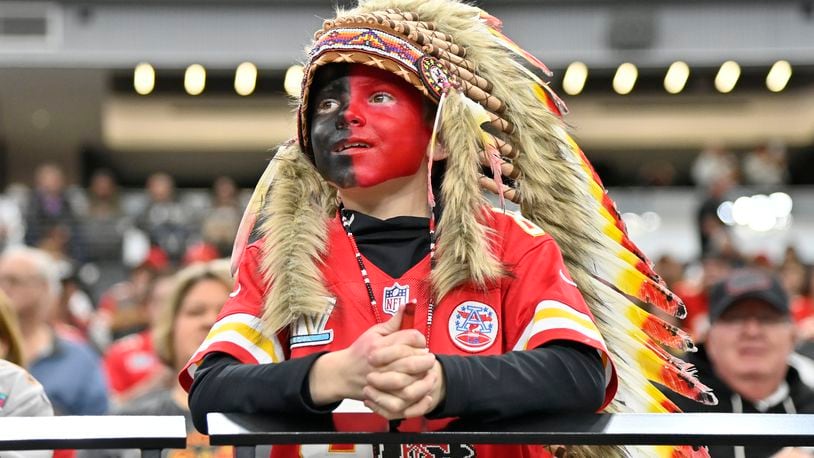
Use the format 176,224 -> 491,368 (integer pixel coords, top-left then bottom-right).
309,65 -> 433,188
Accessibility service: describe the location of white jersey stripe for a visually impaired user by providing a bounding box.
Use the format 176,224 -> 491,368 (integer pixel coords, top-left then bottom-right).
513,317 -> 536,351
535,300 -> 595,323
187,313 -> 284,380
195,329 -> 282,368
211,313 -> 267,334
528,317 -> 604,343
513,300 -> 605,350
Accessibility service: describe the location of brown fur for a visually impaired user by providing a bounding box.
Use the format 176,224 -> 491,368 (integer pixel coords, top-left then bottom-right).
259,144 -> 334,335
433,89 -> 504,299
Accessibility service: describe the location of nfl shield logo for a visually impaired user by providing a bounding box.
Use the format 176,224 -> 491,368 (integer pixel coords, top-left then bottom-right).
382,283 -> 410,316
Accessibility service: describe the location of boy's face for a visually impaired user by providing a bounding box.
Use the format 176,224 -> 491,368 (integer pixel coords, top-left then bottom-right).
309,64 -> 433,188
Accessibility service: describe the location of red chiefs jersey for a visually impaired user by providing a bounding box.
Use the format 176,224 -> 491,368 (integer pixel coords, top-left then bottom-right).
181,209 -> 617,458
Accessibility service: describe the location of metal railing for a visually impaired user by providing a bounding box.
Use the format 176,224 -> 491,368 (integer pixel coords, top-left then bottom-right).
0,416 -> 187,458
206,412 -> 814,456
6,413 -> 814,456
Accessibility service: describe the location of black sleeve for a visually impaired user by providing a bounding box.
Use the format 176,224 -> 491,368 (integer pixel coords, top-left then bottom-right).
189,340 -> 605,432
428,340 -> 606,421
188,352 -> 340,433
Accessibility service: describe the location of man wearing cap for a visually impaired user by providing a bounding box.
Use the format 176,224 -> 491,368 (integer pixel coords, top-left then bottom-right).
669,268 -> 814,458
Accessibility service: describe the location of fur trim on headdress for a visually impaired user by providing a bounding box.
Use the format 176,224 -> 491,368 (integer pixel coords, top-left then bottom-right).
258,143 -> 336,335
433,88 -> 504,298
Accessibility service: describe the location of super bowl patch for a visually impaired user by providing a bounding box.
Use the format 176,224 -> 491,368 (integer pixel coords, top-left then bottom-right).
448,301 -> 498,352
290,298 -> 335,348
382,282 -> 409,316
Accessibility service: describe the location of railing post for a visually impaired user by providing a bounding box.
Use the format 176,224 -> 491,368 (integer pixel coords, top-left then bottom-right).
235,446 -> 257,458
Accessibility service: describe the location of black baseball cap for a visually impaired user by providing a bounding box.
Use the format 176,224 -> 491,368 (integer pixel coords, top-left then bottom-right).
708,269 -> 789,323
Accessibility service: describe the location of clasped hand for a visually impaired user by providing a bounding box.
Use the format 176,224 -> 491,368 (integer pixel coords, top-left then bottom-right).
309,304 -> 445,420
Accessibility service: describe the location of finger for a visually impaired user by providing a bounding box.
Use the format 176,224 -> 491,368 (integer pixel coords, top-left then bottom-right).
396,370 -> 436,404
366,393 -> 435,420
364,377 -> 434,416
363,386 -> 410,419
371,353 -> 436,375
373,302 -> 407,336
402,395 -> 434,418
368,342 -> 431,367
366,370 -> 421,392
367,370 -> 435,408
363,399 -> 401,421
378,327 -> 426,349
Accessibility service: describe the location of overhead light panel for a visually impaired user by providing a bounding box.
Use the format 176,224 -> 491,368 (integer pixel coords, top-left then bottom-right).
133,63 -> 155,95
664,61 -> 689,94
715,60 -> 740,93
562,61 -> 588,96
730,193 -> 793,232
234,62 -> 258,96
185,64 -> 206,95
613,62 -> 637,95
284,65 -> 304,97
766,60 -> 792,93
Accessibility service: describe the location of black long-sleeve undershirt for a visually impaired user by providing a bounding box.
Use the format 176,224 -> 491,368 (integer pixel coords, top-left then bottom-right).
189,210 -> 605,433
189,341 -> 604,433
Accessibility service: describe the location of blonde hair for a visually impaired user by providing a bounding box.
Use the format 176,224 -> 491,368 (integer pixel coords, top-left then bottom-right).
153,259 -> 231,368
0,290 -> 25,366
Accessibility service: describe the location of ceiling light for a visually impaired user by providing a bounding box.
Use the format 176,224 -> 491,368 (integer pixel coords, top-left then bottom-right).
562,62 -> 588,96
234,62 -> 258,96
133,63 -> 155,95
769,192 -> 793,217
184,64 -> 206,96
613,62 -> 637,95
664,61 -> 689,94
284,65 -> 304,97
715,60 -> 740,93
766,60 -> 792,93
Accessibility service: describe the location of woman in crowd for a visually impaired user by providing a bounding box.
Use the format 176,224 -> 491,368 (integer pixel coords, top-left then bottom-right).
81,260 -> 234,458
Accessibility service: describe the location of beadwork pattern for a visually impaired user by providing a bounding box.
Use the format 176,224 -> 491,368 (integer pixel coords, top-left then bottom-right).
309,27 -> 425,75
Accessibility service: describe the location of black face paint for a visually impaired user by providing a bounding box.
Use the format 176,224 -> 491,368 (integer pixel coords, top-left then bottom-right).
309,65 -> 356,188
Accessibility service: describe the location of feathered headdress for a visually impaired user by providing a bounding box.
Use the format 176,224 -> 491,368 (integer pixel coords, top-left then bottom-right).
233,1 -> 716,456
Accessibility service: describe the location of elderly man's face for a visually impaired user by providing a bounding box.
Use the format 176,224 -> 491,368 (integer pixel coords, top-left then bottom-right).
309,64 -> 433,189
707,299 -> 794,385
0,254 -> 48,317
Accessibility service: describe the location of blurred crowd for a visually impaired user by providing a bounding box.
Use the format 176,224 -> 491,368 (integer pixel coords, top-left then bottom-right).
0,163 -> 246,457
632,139 -> 792,189
1,158 -> 814,457
0,164 -> 245,340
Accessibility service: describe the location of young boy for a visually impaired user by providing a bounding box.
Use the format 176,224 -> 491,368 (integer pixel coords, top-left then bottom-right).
182,1 -> 710,457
